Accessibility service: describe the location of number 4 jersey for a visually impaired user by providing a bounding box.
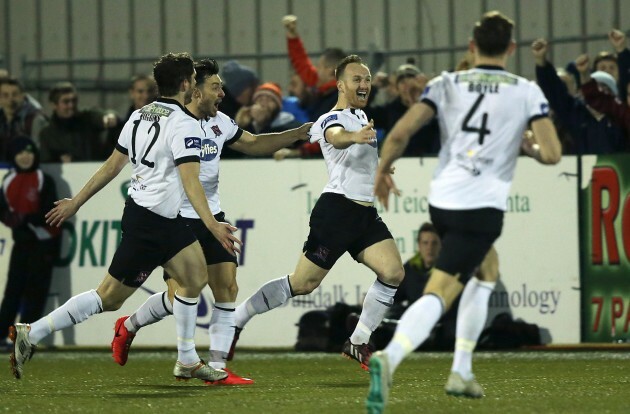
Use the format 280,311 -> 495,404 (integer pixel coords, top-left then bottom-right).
116,98 -> 202,218
422,66 -> 549,211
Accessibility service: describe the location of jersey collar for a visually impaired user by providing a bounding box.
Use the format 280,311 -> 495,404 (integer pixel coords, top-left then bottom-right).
156,97 -> 199,120
474,65 -> 505,71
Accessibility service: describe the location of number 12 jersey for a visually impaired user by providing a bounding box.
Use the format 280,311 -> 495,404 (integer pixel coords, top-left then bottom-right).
116,98 -> 203,218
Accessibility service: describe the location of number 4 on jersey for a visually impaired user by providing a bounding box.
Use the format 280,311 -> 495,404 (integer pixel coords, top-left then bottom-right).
462,94 -> 491,145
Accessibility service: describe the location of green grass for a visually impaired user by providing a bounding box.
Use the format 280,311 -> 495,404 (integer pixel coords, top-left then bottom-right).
2,350 -> 630,413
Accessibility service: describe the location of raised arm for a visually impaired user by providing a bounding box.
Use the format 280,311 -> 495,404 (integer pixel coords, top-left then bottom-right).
375,102 -> 435,210
45,148 -> 129,227
283,15 -> 319,87
229,122 -> 312,156
177,161 -> 242,255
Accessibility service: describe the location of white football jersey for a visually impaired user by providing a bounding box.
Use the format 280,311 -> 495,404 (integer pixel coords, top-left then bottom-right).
422,66 -> 549,211
116,98 -> 203,218
310,108 -> 378,202
178,111 -> 243,218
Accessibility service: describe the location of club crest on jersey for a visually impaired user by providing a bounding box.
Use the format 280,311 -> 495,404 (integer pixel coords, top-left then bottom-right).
211,125 -> 222,137
134,271 -> 150,285
321,114 -> 338,128
201,139 -> 219,161
185,137 -> 202,149
313,245 -> 331,262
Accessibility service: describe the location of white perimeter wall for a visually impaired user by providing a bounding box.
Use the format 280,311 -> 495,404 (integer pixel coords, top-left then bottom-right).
0,156 -> 580,347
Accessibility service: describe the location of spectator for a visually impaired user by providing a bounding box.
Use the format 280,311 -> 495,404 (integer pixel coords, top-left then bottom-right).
389,223 -> 459,350
124,74 -> 158,121
577,54 -> 630,144
220,60 -> 259,119
236,82 -> 302,134
367,64 -> 440,156
0,137 -> 61,342
38,82 -> 118,163
533,38 -> 626,154
608,29 -> 630,106
0,70 -> 42,110
282,72 -> 312,124
0,78 -> 47,163
234,82 -> 319,160
282,15 -> 345,121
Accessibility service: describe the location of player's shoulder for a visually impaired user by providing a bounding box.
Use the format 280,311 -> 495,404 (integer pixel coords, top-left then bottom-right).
213,111 -> 238,127
314,110 -> 339,130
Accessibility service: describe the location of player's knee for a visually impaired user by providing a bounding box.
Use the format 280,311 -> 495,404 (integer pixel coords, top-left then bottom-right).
290,276 -> 320,295
100,296 -> 125,312
381,264 -> 405,286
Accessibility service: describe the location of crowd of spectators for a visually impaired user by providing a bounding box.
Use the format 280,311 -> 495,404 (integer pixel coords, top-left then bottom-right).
1,17 -> 629,166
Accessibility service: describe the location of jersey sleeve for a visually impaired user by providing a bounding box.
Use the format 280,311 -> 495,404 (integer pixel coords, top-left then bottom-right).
310,112 -> 346,143
526,82 -> 551,124
420,74 -> 446,115
115,116 -> 134,155
171,116 -> 202,165
224,114 -> 244,146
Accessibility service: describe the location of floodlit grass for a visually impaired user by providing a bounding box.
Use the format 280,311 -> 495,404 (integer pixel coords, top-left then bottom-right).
2,350 -> 629,413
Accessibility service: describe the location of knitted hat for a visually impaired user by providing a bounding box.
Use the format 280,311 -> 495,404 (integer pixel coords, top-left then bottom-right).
591,71 -> 618,96
395,64 -> 422,82
253,82 -> 283,108
221,60 -> 259,97
10,136 -> 39,172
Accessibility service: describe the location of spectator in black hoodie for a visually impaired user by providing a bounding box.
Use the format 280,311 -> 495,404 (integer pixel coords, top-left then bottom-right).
0,137 -> 61,342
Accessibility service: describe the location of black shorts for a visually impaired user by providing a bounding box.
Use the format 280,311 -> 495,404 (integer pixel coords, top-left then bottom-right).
163,212 -> 237,282
303,192 -> 393,270
181,212 -> 238,266
429,204 -> 503,284
108,198 -> 197,288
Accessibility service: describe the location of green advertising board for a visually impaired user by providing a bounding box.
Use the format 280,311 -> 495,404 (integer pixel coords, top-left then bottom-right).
581,154 -> 630,342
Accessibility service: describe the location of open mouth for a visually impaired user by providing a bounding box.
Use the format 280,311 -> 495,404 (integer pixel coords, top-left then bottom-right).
357,91 -> 368,100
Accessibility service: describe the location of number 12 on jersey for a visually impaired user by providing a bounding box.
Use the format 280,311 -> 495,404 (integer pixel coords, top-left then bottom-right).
462,94 -> 491,145
130,120 -> 160,168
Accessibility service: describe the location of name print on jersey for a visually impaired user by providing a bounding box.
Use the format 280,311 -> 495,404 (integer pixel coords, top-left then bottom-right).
457,72 -> 518,94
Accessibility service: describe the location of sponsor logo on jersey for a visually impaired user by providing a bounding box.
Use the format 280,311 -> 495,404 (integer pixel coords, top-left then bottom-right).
185,137 -> 202,149
201,139 -> 219,161
140,103 -> 173,117
230,118 -> 237,126
211,125 -> 222,137
321,114 -> 338,128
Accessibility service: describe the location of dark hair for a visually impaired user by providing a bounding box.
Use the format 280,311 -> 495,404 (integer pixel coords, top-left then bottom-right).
0,77 -> 23,92
194,59 -> 220,87
48,81 -> 76,103
322,47 -> 346,68
335,55 -> 365,80
592,51 -> 618,72
417,222 -> 438,241
473,11 -> 514,57
153,52 -> 194,97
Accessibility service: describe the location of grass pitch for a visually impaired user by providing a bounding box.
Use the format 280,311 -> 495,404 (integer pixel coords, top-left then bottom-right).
2,349 -> 629,413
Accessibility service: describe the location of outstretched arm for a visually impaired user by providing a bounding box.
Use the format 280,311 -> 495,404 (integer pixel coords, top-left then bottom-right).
325,120 -> 377,149
229,122 -> 313,156
178,162 -> 242,256
45,149 -> 129,227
